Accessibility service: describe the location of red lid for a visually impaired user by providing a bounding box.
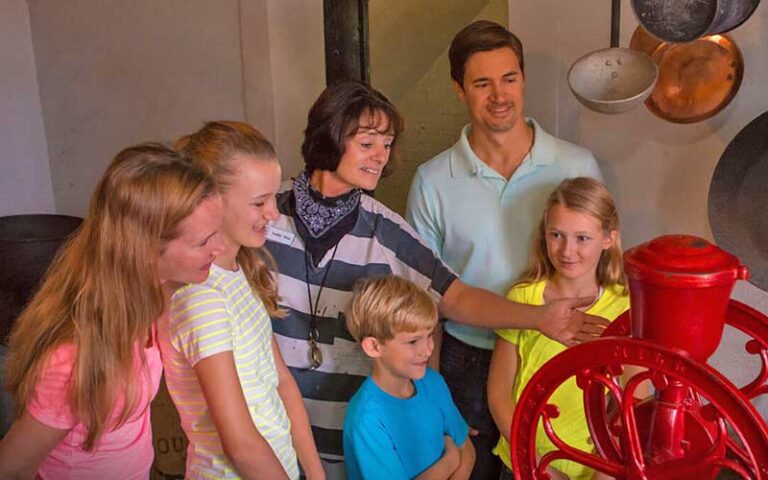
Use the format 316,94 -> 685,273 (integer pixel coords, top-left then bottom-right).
624,235 -> 749,287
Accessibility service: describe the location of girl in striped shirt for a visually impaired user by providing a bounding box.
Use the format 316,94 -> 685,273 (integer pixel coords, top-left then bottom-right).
158,121 -> 324,480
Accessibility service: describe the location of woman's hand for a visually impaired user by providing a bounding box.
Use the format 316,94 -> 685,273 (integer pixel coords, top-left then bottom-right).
439,279 -> 607,344
539,297 -> 610,346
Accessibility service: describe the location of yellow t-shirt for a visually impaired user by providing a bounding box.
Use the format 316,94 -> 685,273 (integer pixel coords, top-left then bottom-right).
493,280 -> 629,479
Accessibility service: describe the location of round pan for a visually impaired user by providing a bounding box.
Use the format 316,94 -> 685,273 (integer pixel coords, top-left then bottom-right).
568,0 -> 658,115
631,0 -> 760,44
708,111 -> 768,292
568,47 -> 658,114
630,26 -> 744,124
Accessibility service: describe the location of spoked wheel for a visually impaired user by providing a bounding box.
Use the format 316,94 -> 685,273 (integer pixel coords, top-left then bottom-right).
720,301 -> 768,403
510,337 -> 768,479
586,300 -> 768,477
599,300 -> 767,402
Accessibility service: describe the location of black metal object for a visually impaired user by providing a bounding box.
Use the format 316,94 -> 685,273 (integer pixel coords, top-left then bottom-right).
709,111 -> 768,292
631,0 -> 760,43
0,214 -> 82,343
323,0 -> 369,85
611,0 -> 621,48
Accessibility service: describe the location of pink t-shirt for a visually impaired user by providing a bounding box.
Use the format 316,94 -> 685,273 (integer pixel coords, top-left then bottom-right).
27,334 -> 162,480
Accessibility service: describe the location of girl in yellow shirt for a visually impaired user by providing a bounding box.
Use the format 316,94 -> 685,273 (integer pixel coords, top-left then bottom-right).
488,177 -> 628,479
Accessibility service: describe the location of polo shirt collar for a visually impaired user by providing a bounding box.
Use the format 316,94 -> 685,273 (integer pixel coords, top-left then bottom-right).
449,118 -> 557,179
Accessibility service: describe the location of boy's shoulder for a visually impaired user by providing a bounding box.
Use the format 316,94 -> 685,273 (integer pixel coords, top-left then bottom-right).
412,368 -> 455,406
345,369 -> 449,426
344,377 -> 386,428
415,367 -> 447,391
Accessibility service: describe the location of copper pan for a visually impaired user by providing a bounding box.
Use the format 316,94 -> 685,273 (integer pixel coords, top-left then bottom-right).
629,26 -> 744,123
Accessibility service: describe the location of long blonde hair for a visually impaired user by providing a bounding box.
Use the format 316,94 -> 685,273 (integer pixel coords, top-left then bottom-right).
175,120 -> 282,316
5,143 -> 216,450
519,177 -> 626,292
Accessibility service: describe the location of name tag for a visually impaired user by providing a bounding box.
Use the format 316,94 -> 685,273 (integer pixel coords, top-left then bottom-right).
265,226 -> 295,246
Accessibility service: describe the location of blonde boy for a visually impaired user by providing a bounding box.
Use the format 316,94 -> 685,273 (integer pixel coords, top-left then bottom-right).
343,276 -> 475,480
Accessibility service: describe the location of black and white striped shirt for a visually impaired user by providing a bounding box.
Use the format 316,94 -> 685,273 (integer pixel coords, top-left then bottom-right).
266,188 -> 456,479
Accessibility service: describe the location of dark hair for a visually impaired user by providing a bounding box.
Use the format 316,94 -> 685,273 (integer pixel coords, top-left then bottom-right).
301,81 -> 404,176
449,20 -> 525,87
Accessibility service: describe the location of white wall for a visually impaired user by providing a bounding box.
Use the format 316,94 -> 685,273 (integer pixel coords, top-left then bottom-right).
0,0 -> 54,216
240,0 -> 326,178
20,0 -> 324,217
27,0 -> 248,217
509,0 -> 767,418
263,0 -> 326,178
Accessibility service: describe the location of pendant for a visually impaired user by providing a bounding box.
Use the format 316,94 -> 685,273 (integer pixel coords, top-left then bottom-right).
308,338 -> 323,370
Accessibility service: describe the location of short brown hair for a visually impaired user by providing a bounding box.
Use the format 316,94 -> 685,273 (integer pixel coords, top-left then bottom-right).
449,20 -> 525,86
301,81 -> 404,176
346,276 -> 437,343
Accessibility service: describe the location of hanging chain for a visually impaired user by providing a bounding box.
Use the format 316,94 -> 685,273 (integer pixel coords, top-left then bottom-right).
304,244 -> 339,370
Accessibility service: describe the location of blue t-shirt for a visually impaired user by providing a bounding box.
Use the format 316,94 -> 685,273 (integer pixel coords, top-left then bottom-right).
343,368 -> 469,480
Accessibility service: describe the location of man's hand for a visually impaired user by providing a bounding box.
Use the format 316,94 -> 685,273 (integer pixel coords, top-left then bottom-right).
539,297 -> 609,346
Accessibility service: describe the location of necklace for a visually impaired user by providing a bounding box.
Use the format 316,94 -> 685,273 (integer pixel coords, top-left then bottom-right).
304,244 -> 339,370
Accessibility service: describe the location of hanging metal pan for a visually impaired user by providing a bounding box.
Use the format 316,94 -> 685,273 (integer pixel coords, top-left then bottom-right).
629,26 -> 744,123
708,111 -> 768,292
568,0 -> 659,114
631,0 -> 760,44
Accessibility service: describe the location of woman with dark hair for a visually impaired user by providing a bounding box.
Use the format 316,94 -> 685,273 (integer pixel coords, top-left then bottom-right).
264,81 -> 607,478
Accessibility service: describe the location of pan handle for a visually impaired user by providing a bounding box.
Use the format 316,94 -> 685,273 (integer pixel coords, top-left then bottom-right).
611,0 -> 621,48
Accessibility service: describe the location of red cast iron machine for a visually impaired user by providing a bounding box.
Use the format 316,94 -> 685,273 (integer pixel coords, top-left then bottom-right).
511,235 -> 768,479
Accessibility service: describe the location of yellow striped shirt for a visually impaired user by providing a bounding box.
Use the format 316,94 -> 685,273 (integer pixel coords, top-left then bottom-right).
159,263 -> 299,479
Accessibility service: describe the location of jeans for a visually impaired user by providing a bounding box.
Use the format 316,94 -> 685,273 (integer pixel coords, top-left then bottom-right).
500,465 -> 514,480
440,332 -> 501,480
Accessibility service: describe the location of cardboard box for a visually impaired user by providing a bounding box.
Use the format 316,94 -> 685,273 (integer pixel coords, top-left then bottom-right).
150,375 -> 188,480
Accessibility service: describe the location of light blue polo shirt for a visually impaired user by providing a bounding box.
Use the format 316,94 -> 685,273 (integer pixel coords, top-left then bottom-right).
406,119 -> 602,350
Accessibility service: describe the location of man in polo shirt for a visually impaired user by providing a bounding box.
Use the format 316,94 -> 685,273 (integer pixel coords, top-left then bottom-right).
405,20 -> 602,479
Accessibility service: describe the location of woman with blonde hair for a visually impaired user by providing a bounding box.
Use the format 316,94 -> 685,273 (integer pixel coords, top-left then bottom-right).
0,143 -> 225,479
159,121 -> 323,479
